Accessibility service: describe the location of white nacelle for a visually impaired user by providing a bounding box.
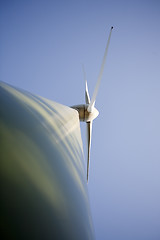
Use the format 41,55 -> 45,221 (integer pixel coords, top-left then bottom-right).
71,104 -> 99,122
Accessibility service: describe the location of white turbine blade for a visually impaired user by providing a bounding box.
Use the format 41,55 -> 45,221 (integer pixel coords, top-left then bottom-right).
85,80 -> 90,104
86,121 -> 92,182
82,65 -> 90,104
88,26 -> 113,112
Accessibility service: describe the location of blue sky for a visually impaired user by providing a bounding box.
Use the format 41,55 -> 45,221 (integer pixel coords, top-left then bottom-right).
1,0 -> 160,239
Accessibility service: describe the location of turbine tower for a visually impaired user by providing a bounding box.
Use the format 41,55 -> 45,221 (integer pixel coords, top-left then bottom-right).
71,26 -> 113,182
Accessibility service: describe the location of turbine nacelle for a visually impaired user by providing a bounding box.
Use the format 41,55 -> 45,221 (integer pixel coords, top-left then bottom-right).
71,104 -> 99,122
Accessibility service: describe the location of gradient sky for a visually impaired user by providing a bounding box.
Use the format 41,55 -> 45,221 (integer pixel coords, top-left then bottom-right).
1,1 -> 160,239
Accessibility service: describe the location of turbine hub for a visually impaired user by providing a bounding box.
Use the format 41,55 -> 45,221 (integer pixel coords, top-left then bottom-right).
71,104 -> 99,122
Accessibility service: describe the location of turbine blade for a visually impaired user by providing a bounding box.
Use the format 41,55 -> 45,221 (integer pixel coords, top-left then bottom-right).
88,26 -> 113,112
86,121 -> 92,182
82,64 -> 90,104
85,80 -> 90,104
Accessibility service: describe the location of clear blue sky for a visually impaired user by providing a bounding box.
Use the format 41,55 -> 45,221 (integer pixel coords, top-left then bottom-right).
1,1 -> 160,239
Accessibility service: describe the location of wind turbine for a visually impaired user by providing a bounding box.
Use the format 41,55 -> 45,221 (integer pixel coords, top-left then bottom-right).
71,26 -> 113,182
